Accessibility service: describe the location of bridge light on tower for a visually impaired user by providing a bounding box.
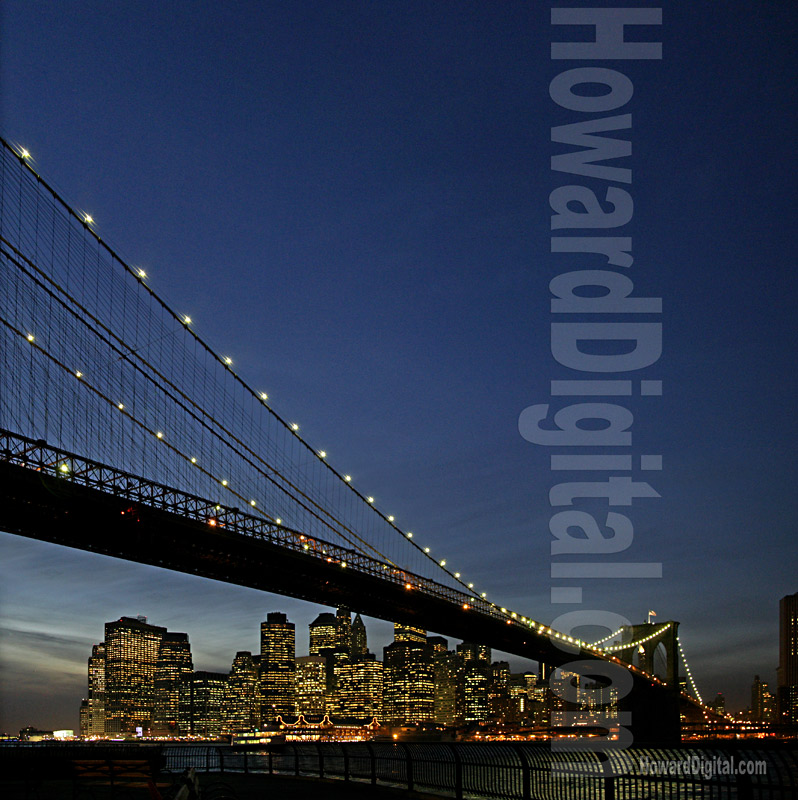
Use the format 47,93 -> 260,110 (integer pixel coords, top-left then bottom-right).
275,518 -> 281,525
60,463 -> 69,474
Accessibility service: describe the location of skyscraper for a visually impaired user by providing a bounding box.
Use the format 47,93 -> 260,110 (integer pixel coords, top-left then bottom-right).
296,655 -> 327,717
259,612 -> 296,721
335,607 -> 352,652
179,671 -> 227,737
153,632 -> 193,736
104,616 -> 166,735
394,623 -> 427,643
335,654 -> 383,721
777,592 -> 798,725
222,652 -> 259,734
351,613 -> 367,656
309,613 -> 337,656
383,635 -> 434,725
86,643 -> 106,736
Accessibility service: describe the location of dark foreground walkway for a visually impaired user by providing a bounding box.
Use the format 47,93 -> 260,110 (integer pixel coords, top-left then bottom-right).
1,772 -> 444,800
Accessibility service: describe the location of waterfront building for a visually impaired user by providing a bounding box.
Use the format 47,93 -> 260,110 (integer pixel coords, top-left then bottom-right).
751,675 -> 776,723
462,660 -> 490,723
488,661 -> 512,723
259,612 -> 296,721
179,671 -> 227,737
777,592 -> 798,725
296,655 -> 327,717
222,651 -> 259,734
153,632 -> 193,736
104,616 -> 166,736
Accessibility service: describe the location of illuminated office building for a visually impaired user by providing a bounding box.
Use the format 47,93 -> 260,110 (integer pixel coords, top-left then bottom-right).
778,592 -> 798,725
394,623 -> 427,643
336,607 -> 353,651
296,655 -> 327,717
179,671 -> 227,737
222,651 -> 259,734
86,643 -> 106,736
153,632 -> 193,736
259,612 -> 296,721
104,616 -> 166,735
351,613 -> 367,656
335,653 -> 383,721
309,613 -> 337,656
383,637 -> 434,725
433,648 -> 463,726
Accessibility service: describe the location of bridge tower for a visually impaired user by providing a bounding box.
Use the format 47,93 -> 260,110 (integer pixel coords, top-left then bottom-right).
619,621 -> 680,687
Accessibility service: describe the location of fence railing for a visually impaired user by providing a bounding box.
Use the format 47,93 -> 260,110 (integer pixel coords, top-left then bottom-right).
162,742 -> 798,800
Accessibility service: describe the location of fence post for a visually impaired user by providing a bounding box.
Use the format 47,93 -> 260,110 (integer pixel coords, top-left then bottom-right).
316,741 -> 325,779
448,743 -> 463,800
218,747 -> 224,774
342,744 -> 350,782
399,742 -> 414,793
205,748 -> 210,774
268,747 -> 273,775
293,743 -> 300,776
512,744 -> 532,800
244,749 -> 248,774
366,742 -> 377,786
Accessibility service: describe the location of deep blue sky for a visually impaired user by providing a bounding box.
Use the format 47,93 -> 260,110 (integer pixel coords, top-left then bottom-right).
1,1 -> 796,732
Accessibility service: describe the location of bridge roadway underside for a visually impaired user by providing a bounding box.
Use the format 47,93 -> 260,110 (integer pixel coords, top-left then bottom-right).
0,460 -> 680,744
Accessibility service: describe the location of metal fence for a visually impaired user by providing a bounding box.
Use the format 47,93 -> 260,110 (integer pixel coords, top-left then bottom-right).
162,742 -> 798,799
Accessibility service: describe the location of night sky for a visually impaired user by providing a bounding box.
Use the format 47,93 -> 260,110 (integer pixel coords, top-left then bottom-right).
1,1 -> 796,733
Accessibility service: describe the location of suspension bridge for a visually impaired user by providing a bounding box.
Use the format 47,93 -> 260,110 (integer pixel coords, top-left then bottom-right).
0,138 -> 719,744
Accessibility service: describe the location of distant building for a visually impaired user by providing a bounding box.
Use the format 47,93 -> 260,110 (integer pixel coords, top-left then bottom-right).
222,652 -> 259,734
778,593 -> 798,725
86,643 -> 106,736
309,613 -> 337,656
383,635 -> 434,725
259,612 -> 296,721
79,699 -> 91,738
335,653 -> 383,721
104,616 -> 166,736
179,671 -> 227,737
335,608 -> 352,652
433,648 -> 463,726
296,655 -> 327,717
488,661 -> 513,723
153,632 -> 193,736
394,623 -> 427,644
709,692 -> 726,716
351,613 -> 368,656
458,642 -> 491,724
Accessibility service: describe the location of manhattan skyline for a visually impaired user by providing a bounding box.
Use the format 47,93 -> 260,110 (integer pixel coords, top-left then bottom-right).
1,1 -> 796,735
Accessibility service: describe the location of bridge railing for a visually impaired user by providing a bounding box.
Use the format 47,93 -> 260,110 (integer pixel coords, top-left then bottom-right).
0,429 -> 540,633
161,742 -> 798,800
